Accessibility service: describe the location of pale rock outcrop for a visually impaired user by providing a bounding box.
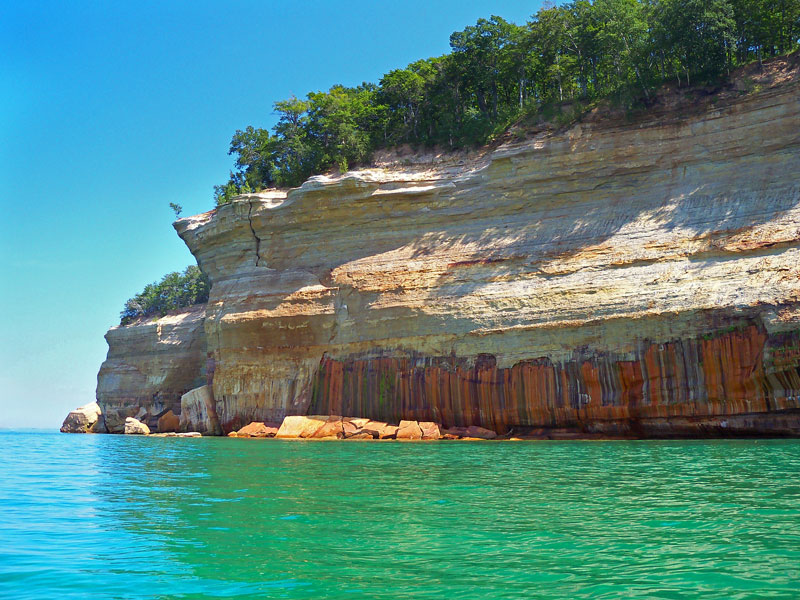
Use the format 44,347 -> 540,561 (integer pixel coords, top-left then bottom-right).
124,417 -> 150,435
96,306 -> 207,433
180,385 -> 221,435
60,402 -> 103,433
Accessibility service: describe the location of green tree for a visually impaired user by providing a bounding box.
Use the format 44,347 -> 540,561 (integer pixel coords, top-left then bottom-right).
211,1 -> 799,199
306,84 -> 378,173
652,0 -> 735,85
120,265 -> 210,325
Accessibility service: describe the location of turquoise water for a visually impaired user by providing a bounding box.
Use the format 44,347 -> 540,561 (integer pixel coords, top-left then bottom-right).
2,433 -> 799,599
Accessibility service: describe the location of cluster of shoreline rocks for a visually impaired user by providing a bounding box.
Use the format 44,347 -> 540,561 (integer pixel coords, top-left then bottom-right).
228,415 -> 500,440
60,403 -> 505,440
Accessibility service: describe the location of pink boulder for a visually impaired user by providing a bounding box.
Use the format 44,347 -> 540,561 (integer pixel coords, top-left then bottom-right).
276,415 -> 329,438
312,416 -> 345,439
236,422 -> 279,438
396,420 -> 423,440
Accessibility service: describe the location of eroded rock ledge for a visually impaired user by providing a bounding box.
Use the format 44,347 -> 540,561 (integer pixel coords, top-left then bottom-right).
86,75 -> 800,437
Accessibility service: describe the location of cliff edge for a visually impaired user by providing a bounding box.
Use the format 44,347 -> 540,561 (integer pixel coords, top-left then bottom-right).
96,68 -> 800,436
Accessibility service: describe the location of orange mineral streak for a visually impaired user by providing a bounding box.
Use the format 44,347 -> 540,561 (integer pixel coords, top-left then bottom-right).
310,326 -> 800,433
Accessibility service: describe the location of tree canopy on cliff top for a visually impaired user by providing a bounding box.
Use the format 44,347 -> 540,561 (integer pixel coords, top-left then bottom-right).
214,0 -> 800,201
120,265 -> 209,325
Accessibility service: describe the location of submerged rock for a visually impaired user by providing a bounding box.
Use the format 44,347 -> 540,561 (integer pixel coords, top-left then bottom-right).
124,417 -> 150,435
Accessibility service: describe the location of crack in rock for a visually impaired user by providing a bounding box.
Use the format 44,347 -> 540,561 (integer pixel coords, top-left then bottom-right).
247,199 -> 262,267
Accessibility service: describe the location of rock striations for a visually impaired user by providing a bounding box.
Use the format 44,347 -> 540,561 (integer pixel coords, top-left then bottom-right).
90,75 -> 800,437
96,305 -> 208,433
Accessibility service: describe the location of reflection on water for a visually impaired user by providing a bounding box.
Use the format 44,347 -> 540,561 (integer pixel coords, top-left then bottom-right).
2,432 -> 800,599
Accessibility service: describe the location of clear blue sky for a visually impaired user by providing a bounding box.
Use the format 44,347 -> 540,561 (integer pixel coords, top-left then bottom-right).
0,0 -> 544,429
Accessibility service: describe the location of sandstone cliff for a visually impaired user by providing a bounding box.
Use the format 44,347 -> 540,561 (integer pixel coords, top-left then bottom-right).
97,71 -> 800,436
96,305 -> 207,432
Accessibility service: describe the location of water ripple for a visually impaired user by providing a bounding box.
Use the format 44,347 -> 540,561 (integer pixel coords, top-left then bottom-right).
1,433 -> 799,598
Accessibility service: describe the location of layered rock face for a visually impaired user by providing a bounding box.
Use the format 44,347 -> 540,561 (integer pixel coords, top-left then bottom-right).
100,75 -> 800,437
95,306 -> 207,432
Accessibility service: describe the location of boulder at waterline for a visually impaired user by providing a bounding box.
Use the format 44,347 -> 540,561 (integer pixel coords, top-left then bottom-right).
419,422 -> 441,440
396,420 -> 423,440
236,422 -> 279,438
311,416 -> 346,439
60,402 -> 103,433
275,415 -> 329,438
124,417 -> 150,435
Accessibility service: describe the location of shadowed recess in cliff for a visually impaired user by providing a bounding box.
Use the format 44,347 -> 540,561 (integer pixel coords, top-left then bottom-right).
308,325 -> 800,435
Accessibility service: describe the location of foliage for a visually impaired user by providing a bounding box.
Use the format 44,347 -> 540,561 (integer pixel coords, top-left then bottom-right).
120,265 -> 210,325
214,0 -> 800,199
169,202 -> 182,217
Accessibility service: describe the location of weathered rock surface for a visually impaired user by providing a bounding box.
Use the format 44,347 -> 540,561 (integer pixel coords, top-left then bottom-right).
180,385 -> 221,435
236,421 -> 279,437
312,416 -> 346,438
89,70 -> 800,437
96,306 -> 207,433
124,417 -> 150,435
364,420 -> 398,439
396,420 -> 423,440
60,402 -> 103,433
275,415 -> 328,438
418,421 -> 441,440
157,410 -> 180,433
443,426 -> 498,440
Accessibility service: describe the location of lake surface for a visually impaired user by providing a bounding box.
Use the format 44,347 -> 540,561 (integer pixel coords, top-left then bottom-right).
1,432 -> 799,599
